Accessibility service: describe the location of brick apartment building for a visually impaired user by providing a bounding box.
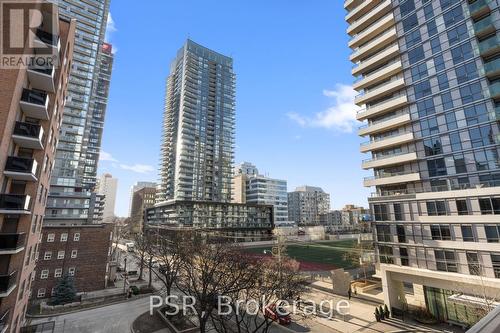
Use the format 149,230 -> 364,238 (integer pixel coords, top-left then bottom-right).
32,223 -> 113,299
0,3 -> 75,332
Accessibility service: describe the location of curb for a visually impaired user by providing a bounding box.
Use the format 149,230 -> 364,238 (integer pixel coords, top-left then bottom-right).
26,293 -> 153,319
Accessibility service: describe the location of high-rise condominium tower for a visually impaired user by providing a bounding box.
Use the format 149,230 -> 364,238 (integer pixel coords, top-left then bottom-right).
346,0 -> 500,326
45,0 -> 112,224
97,173 -> 118,223
158,39 -> 235,203
0,4 -> 75,331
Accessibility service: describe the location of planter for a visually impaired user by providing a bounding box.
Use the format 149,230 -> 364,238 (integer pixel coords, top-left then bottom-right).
156,306 -> 199,333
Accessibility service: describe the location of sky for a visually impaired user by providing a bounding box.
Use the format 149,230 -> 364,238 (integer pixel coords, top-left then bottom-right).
98,0 -> 372,217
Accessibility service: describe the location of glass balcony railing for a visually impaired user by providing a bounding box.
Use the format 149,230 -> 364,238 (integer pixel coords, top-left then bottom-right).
0,271 -> 17,294
473,15 -> 494,35
20,88 -> 47,106
489,80 -> 500,98
469,0 -> 491,17
478,34 -> 499,55
5,156 -> 36,174
360,131 -> 411,146
0,233 -> 26,251
362,150 -> 413,163
13,121 -> 41,138
0,194 -> 30,211
35,28 -> 59,47
484,57 -> 500,75
364,171 -> 411,181
358,111 -> 409,130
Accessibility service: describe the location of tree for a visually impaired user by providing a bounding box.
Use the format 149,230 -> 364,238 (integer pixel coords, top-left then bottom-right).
133,232 -> 150,280
50,275 -> 76,305
343,237 -> 373,283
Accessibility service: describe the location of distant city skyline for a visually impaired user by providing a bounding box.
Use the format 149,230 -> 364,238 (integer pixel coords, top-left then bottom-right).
96,0 -> 371,217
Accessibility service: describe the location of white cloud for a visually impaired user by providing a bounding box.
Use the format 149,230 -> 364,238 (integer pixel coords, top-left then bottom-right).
99,150 -> 118,162
287,84 -> 361,133
119,164 -> 154,174
105,13 -> 117,51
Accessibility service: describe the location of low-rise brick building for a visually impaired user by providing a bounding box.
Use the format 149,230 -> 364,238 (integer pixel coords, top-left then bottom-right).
32,223 -> 113,299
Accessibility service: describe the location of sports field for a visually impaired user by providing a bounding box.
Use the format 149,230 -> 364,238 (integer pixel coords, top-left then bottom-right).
244,239 -> 358,271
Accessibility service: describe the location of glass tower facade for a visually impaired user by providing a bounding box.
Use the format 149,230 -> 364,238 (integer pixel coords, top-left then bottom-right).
347,0 -> 500,326
46,0 -> 111,224
158,39 -> 235,203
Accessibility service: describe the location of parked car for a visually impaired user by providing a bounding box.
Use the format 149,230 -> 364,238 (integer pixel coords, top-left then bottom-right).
264,303 -> 291,325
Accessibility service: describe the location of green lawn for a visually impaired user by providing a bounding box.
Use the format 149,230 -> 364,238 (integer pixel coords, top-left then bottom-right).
244,239 -> 358,270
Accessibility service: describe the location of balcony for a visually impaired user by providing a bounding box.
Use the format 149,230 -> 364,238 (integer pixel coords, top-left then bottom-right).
473,15 -> 495,38
349,13 -> 395,49
0,233 -> 26,254
484,58 -> 500,78
353,60 -> 402,90
0,194 -> 31,214
19,88 -> 49,120
362,151 -> 418,170
3,157 -> 38,181
347,0 -> 392,36
360,132 -> 414,153
364,172 -> 420,187
0,271 -> 17,298
0,310 -> 8,333
489,80 -> 500,100
344,0 -> 363,11
355,77 -> 405,106
27,63 -> 55,92
34,28 -> 60,51
350,27 -> 397,63
356,95 -> 408,121
358,113 -> 411,136
478,34 -> 500,58
469,0 -> 491,19
11,121 -> 44,149
352,44 -> 400,77
345,0 -> 382,23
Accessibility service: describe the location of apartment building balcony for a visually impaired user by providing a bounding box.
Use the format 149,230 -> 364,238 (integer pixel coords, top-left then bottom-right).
27,63 -> 55,92
3,156 -> 38,181
344,0 -> 363,11
362,151 -> 418,169
360,132 -> 414,153
0,233 -> 26,254
473,15 -> 496,38
353,60 -> 402,90
0,310 -> 8,333
347,0 -> 392,36
11,121 -> 44,149
484,57 -> 500,78
356,95 -> 408,121
468,0 -> 492,19
19,88 -> 49,120
0,194 -> 31,214
0,271 -> 17,298
34,28 -> 60,52
363,172 -> 420,187
352,43 -> 400,77
489,80 -> 500,100
350,27 -> 397,63
345,0 -> 382,23
348,12 -> 395,49
358,113 -> 411,136
478,34 -> 500,58
355,76 -> 405,106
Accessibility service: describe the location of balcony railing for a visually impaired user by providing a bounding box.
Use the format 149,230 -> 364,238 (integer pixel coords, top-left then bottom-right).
489,80 -> 500,98
0,233 -> 26,252
5,156 -> 36,174
365,171 -> 411,181
35,28 -> 59,47
21,88 -> 47,105
13,121 -> 41,138
0,310 -> 8,333
0,271 -> 17,294
469,0 -> 492,18
473,15 -> 495,36
361,131 -> 410,146
359,111 -> 409,130
478,34 -> 500,55
362,150 -> 412,163
0,194 -> 30,212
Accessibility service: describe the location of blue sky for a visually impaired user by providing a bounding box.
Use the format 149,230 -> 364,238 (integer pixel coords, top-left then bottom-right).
98,0 -> 371,217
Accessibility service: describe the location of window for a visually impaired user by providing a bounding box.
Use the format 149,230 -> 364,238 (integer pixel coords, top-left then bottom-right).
411,62 -> 428,81
402,13 -> 418,32
435,250 -> 457,272
461,225 -> 475,242
485,225 -> 500,242
394,203 -> 404,221
406,29 -> 421,48
417,98 -> 434,117
376,224 -> 392,242
68,267 -> 76,276
449,132 -> 462,151
420,117 -> 439,136
397,225 -> 406,243
464,103 -> 488,125
442,92 -> 454,111
437,73 -> 449,90
60,233 -> 68,242
424,137 -> 442,156
426,201 -> 447,216
54,268 -> 62,278
43,251 -> 52,260
447,23 -> 468,45
47,233 -> 55,242
424,4 -> 434,20
400,247 -> 409,266
491,254 -> 500,278
469,125 -> 495,148
480,198 -> 500,215
443,5 -> 464,27
73,233 -> 80,241
408,46 -> 425,65
456,200 -> 469,215
430,37 -> 441,54
374,204 -> 389,221
400,0 -> 415,16
460,82 -> 483,104
37,288 -> 46,298
57,250 -> 65,259
440,0 -> 453,9
71,250 -> 78,258
451,42 -> 473,64
427,158 -> 447,177
427,19 -> 438,36
454,154 -> 467,173
430,225 -> 452,240
40,270 -> 49,279
456,62 -> 478,84
415,80 -> 432,99
379,246 -> 394,264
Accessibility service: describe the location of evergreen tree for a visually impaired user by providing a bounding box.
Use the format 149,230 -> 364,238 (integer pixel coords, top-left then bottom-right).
51,275 -> 77,305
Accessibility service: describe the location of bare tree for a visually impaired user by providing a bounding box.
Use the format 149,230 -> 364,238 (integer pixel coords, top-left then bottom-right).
343,238 -> 373,283
133,232 -> 149,280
